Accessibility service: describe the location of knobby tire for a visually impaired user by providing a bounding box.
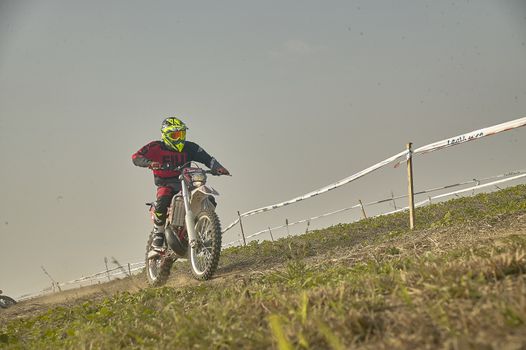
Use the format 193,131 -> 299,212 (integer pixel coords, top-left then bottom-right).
190,208 -> 222,281
145,233 -> 174,287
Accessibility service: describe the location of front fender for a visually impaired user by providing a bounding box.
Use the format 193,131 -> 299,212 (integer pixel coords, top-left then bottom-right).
191,185 -> 219,197
190,186 -> 219,213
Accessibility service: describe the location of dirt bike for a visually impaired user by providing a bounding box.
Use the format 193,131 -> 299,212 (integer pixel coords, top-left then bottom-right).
0,290 -> 16,309
145,162 -> 228,286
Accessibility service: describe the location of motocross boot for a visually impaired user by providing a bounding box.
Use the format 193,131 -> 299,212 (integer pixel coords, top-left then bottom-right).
151,224 -> 166,250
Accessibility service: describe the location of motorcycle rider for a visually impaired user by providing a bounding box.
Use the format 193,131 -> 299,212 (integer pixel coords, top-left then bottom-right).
132,117 -> 230,250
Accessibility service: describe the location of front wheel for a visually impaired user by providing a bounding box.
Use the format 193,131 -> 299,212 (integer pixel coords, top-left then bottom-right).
0,295 -> 16,309
189,208 -> 222,280
145,232 -> 175,287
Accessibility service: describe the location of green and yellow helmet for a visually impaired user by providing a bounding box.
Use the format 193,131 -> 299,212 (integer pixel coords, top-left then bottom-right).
161,117 -> 187,152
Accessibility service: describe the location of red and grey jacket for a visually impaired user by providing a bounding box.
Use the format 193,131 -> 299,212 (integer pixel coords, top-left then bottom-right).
132,141 -> 223,186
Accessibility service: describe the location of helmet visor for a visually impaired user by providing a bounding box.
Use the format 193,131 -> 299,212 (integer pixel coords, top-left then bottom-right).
167,130 -> 186,141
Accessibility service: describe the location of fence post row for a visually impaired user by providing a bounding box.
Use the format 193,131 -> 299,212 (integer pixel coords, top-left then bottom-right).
23,173 -> 526,299
391,191 -> 397,210
406,142 -> 416,230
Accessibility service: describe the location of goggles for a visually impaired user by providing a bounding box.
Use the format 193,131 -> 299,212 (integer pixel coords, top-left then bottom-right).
166,129 -> 186,141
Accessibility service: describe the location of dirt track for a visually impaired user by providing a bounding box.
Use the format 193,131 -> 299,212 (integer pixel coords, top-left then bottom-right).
2,212 -> 525,323
0,255 -> 252,322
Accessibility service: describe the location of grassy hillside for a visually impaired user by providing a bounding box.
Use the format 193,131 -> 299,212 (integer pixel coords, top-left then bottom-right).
1,185 -> 526,349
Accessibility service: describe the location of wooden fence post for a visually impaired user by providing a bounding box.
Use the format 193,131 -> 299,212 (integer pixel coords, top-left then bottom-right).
472,179 -> 480,195
358,199 -> 368,219
268,227 -> 274,242
286,219 -> 290,236
407,143 -> 416,230
104,257 -> 111,281
237,211 -> 247,246
41,265 -> 62,292
391,191 -> 397,210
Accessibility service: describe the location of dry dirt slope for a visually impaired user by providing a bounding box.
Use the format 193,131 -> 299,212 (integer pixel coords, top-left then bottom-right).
2,198 -> 526,323
1,186 -> 526,349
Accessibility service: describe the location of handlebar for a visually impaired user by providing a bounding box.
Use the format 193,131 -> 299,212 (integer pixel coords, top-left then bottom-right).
157,162 -> 231,176
158,163 -> 183,171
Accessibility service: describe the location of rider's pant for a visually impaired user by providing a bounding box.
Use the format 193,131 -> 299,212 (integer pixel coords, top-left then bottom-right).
154,183 -> 181,226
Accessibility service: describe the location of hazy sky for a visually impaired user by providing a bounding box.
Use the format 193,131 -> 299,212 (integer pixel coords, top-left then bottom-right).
1,0 -> 525,298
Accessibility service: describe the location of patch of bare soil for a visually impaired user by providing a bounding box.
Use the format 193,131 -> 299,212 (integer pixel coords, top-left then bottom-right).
0,257 -> 238,322
0,276 -> 146,322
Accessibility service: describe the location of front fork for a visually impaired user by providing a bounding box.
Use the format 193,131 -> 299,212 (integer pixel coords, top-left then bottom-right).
181,182 -> 198,248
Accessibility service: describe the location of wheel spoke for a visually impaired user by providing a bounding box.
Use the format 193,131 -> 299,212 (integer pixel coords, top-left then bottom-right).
196,217 -> 211,242
201,246 -> 212,257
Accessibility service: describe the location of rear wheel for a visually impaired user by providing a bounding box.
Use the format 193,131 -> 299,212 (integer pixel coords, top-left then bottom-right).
145,233 -> 174,287
0,295 -> 16,309
189,208 -> 222,280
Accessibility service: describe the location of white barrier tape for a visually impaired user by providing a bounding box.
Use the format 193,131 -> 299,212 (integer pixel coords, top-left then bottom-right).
221,149 -> 408,236
62,260 -> 150,285
223,117 -> 526,233
16,266 -> 146,300
244,204 -> 363,240
363,169 -> 526,206
222,218 -> 240,234
224,118 -> 526,235
220,150 -> 409,236
231,171 -> 526,245
241,150 -> 409,218
221,204 -> 365,246
395,117 -> 526,167
64,268 -> 123,284
380,173 -> 526,217
428,173 -> 526,201
233,148 -> 525,235
60,267 -> 144,287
